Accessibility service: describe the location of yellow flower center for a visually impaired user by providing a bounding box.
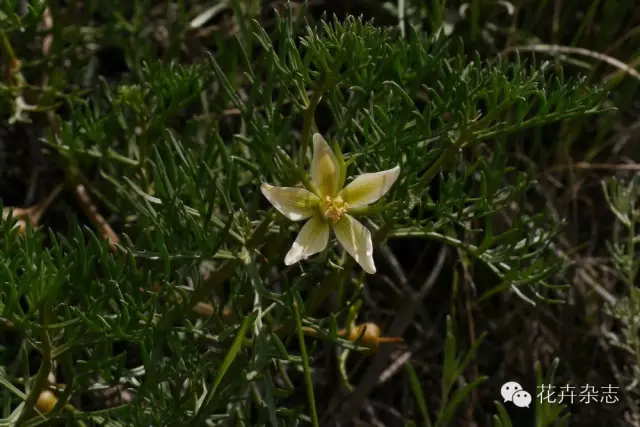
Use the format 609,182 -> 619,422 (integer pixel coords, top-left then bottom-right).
320,195 -> 348,223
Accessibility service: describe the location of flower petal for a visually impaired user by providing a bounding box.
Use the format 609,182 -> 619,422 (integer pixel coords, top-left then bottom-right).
310,133 -> 341,198
339,165 -> 400,209
284,216 -> 330,265
331,214 -> 376,274
261,183 -> 320,221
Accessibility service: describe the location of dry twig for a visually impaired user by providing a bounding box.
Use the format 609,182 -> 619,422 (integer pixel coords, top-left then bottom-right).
39,7 -> 121,252
501,44 -> 640,81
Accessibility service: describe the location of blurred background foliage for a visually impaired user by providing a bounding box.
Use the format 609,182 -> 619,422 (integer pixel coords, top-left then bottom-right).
0,0 -> 639,426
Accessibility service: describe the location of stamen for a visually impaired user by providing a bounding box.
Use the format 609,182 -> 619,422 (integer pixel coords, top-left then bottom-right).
320,196 -> 348,223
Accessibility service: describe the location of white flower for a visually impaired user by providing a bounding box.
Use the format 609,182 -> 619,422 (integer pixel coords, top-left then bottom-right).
261,133 -> 400,274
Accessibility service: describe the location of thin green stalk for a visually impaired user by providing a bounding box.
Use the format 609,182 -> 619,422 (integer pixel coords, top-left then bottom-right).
156,213 -> 274,331
292,298 -> 319,427
138,133 -> 151,192
627,215 -> 639,364
419,133 -> 467,184
0,31 -> 17,62
348,201 -> 400,217
193,312 -> 255,423
430,0 -> 446,32
299,91 -> 322,166
405,361 -> 433,427
307,261 -> 353,315
398,0 -> 406,37
16,305 -> 53,427
276,146 -> 318,194
470,0 -> 480,42
420,101 -> 522,186
421,93 -> 549,183
305,219 -> 398,317
419,100 -> 516,186
43,142 -> 140,167
194,212 -> 273,298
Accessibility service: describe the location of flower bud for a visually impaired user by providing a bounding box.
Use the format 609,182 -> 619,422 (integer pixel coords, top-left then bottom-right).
14,219 -> 29,235
340,322 -> 404,354
35,390 -> 58,414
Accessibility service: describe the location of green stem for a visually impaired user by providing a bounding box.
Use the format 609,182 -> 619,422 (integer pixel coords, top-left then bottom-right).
43,142 -> 140,167
307,261 -> 353,315
419,132 -> 467,184
156,213 -> 274,330
292,298 -> 319,427
398,0 -> 406,37
138,125 -> 151,192
470,0 -> 480,42
276,146 -> 318,194
193,213 -> 272,299
627,214 -> 639,364
307,220 -> 397,314
299,91 -> 322,166
348,201 -> 400,217
16,305 -> 53,426
0,31 -> 16,62
418,91 -> 545,186
270,221 -> 399,338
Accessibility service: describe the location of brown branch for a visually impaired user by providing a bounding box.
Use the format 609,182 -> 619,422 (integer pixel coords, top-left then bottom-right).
72,183 -> 120,251
39,8 -> 120,251
501,44 -> 640,82
547,161 -> 640,173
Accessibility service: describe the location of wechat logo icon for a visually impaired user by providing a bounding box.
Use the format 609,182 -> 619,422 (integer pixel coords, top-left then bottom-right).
501,381 -> 532,408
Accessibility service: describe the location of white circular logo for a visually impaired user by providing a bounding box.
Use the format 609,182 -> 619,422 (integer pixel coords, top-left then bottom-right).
512,390 -> 532,408
500,381 -> 523,402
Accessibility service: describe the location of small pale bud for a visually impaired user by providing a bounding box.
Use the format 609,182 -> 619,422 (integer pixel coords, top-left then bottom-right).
13,219 -> 27,235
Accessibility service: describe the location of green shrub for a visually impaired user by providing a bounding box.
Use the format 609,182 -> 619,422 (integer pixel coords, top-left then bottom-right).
0,2 -> 613,425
